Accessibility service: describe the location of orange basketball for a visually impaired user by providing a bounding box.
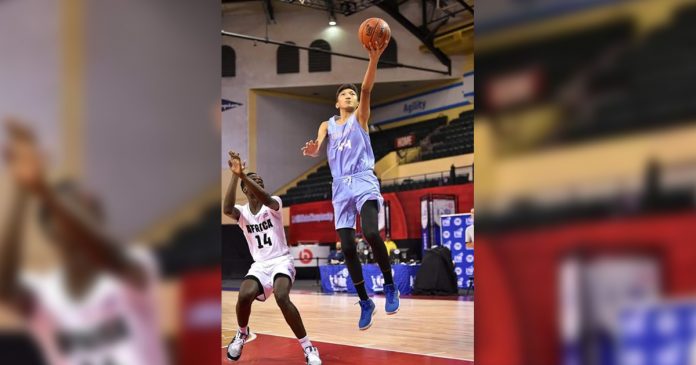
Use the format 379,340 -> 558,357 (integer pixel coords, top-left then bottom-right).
358,18 -> 391,49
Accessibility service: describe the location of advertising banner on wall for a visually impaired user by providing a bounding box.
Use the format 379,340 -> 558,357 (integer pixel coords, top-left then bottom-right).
371,73 -> 474,125
319,264 -> 420,295
289,244 -> 330,267
421,195 -> 457,253
441,213 -> 473,289
288,200 -> 336,244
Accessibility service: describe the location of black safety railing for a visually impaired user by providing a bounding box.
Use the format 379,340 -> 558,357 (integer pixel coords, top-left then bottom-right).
380,165 -> 472,188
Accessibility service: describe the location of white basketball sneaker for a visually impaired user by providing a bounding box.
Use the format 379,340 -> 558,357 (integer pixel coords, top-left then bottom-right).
304,346 -> 322,365
226,328 -> 249,361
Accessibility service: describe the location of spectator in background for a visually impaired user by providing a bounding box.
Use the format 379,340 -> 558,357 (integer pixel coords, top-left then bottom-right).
384,236 -> 397,255
328,241 -> 345,264
465,208 -> 474,249
450,164 -> 456,184
356,235 -> 370,263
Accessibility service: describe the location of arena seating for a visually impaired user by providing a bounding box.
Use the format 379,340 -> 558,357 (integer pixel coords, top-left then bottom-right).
281,164 -> 333,206
380,174 -> 470,193
370,116 -> 447,160
476,19 -> 633,115
478,10 -> 696,145
421,111 -> 473,161
566,7 -> 696,142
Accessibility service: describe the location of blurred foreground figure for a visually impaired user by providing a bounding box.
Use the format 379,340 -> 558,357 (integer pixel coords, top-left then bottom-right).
0,118 -> 167,365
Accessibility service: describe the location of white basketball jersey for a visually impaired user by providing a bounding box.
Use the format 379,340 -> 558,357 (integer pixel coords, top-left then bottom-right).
465,224 -> 474,243
22,247 -> 167,365
236,196 -> 290,263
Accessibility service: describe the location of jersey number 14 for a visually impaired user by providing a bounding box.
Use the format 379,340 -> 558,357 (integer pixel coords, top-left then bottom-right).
337,139 -> 352,151
255,233 -> 273,249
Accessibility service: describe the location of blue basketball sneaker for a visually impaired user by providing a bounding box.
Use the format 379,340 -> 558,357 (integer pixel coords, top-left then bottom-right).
384,284 -> 400,314
358,298 -> 376,330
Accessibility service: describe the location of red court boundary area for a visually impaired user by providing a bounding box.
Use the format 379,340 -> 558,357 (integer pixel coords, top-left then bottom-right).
223,288 -> 473,302
221,333 -> 473,365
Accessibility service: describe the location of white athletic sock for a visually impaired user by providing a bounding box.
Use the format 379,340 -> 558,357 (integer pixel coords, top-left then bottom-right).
239,326 -> 248,335
299,336 -> 313,351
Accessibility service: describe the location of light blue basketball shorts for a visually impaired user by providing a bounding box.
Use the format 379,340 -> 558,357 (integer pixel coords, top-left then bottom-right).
331,170 -> 383,229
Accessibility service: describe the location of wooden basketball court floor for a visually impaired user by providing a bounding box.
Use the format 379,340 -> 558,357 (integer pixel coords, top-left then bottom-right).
221,290 -> 473,364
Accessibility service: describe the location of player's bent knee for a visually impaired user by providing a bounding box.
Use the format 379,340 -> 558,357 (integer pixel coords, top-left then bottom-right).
274,291 -> 291,307
237,293 -> 255,307
238,287 -> 259,306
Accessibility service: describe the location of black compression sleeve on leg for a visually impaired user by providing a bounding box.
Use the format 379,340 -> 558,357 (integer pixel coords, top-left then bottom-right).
360,200 -> 394,285
338,228 -> 369,300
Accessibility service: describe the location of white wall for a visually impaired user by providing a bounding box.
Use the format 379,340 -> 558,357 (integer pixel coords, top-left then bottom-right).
83,0 -> 220,238
254,95 -> 334,192
221,2 -> 469,165
222,93 -> 248,174
0,0 -> 61,162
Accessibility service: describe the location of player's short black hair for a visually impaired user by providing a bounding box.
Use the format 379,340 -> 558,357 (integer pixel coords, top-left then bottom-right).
336,83 -> 359,100
240,172 -> 264,191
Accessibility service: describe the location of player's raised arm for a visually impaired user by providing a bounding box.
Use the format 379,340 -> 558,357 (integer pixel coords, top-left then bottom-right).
239,170 -> 280,211
356,42 -> 387,131
0,187 -> 28,307
42,186 -> 151,289
301,121 -> 328,157
3,120 -> 148,289
223,151 -> 243,220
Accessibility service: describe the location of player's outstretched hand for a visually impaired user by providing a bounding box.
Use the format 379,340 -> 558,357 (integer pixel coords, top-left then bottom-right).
228,151 -> 245,177
302,139 -> 319,157
364,40 -> 387,60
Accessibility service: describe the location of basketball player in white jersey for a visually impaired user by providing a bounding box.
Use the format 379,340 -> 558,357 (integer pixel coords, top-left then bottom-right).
0,120 -> 166,365
223,151 -> 321,365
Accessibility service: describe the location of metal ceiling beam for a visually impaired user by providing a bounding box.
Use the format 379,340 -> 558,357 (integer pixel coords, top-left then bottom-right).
429,6 -> 471,25
376,0 -> 451,75
455,0 -> 474,15
279,0 -> 383,15
437,21 -> 474,38
262,0 -> 276,23
429,18 -> 449,41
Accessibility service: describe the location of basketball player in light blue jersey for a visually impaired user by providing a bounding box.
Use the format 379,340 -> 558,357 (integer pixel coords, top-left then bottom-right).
302,40 -> 399,330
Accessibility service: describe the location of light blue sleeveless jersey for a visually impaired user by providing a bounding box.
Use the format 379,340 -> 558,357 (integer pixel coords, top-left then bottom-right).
325,113 -> 383,229
326,113 -> 375,178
